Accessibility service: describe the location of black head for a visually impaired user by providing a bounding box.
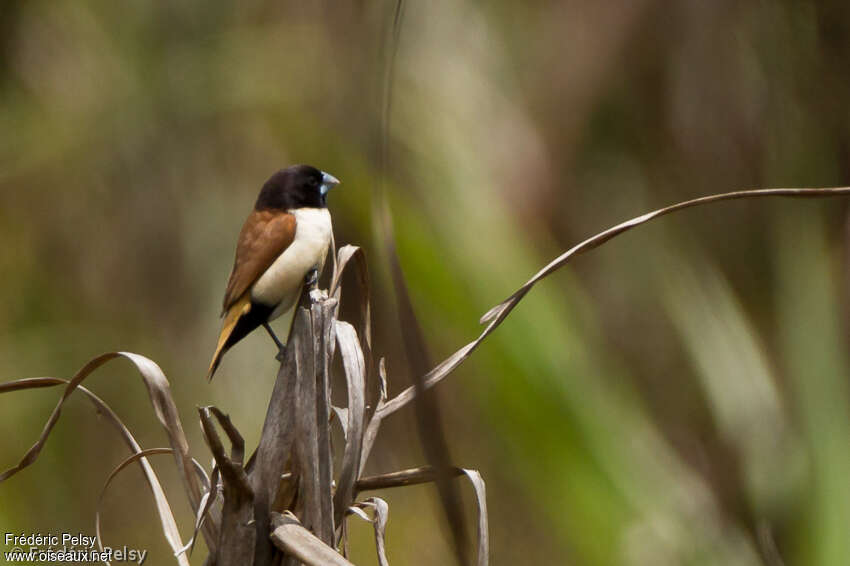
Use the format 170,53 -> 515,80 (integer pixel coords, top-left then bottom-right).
254,165 -> 340,211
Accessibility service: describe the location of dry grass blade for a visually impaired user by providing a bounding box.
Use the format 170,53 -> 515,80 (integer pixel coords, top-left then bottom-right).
332,406 -> 350,441
333,321 -> 367,529
0,377 -> 68,393
379,187 -> 850,419
270,512 -> 356,566
183,466 -> 220,558
375,344 -> 475,419
0,369 -> 201,563
460,469 -> 488,566
360,358 -> 389,474
371,498 -> 390,566
347,506 -> 372,522
377,357 -> 388,403
331,245 -> 372,346
351,498 -> 390,566
0,354 -> 128,481
331,245 -> 374,423
191,458 -> 211,493
95,448 -> 190,566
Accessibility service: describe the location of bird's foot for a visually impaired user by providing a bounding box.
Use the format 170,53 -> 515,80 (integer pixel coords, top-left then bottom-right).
275,345 -> 287,362
305,267 -> 327,303
309,287 -> 328,304
263,322 -> 287,361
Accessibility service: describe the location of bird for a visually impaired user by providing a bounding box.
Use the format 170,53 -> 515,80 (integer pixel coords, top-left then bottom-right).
207,164 -> 340,381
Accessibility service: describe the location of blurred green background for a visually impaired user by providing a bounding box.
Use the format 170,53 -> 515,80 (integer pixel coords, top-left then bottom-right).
3,1 -> 850,564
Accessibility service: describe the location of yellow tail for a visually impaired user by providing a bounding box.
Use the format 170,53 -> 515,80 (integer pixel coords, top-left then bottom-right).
206,294 -> 252,381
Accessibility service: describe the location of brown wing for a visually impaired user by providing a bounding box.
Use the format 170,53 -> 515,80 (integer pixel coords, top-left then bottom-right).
221,210 -> 297,314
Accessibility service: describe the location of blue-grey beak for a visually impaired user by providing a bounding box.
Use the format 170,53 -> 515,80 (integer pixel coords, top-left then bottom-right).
320,171 -> 340,196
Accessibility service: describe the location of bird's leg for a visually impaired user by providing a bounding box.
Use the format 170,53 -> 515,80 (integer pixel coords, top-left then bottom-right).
305,266 -> 327,303
305,267 -> 319,291
263,322 -> 287,361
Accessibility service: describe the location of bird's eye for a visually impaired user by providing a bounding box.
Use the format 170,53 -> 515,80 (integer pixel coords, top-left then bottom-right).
309,178 -> 319,187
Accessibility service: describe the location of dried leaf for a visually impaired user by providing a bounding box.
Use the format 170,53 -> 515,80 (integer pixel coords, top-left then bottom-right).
182,466 -> 220,558
377,357 -> 388,403
460,469 -> 489,566
332,406 -> 349,441
371,498 -> 390,566
330,245 -> 374,422
351,497 -> 390,566
332,320 -> 367,528
330,245 -> 371,351
360,358 -> 389,474
191,458 -> 211,494
346,506 -> 372,522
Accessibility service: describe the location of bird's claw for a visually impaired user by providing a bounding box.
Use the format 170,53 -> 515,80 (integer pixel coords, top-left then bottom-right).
309,288 -> 328,304
275,347 -> 286,362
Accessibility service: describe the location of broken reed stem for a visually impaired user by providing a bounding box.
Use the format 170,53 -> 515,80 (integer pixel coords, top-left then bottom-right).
357,465 -> 464,491
205,289 -> 341,566
270,513 -> 355,566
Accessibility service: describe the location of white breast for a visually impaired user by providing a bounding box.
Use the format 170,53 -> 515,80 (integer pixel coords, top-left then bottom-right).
250,208 -> 332,319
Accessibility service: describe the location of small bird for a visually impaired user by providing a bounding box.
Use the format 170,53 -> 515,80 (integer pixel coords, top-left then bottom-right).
207,165 -> 339,381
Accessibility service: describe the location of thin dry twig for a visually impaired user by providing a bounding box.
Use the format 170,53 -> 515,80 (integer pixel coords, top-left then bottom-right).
357,465 -> 464,490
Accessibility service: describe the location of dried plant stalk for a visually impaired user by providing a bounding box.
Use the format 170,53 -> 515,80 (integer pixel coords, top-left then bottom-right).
9,185 -> 843,565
